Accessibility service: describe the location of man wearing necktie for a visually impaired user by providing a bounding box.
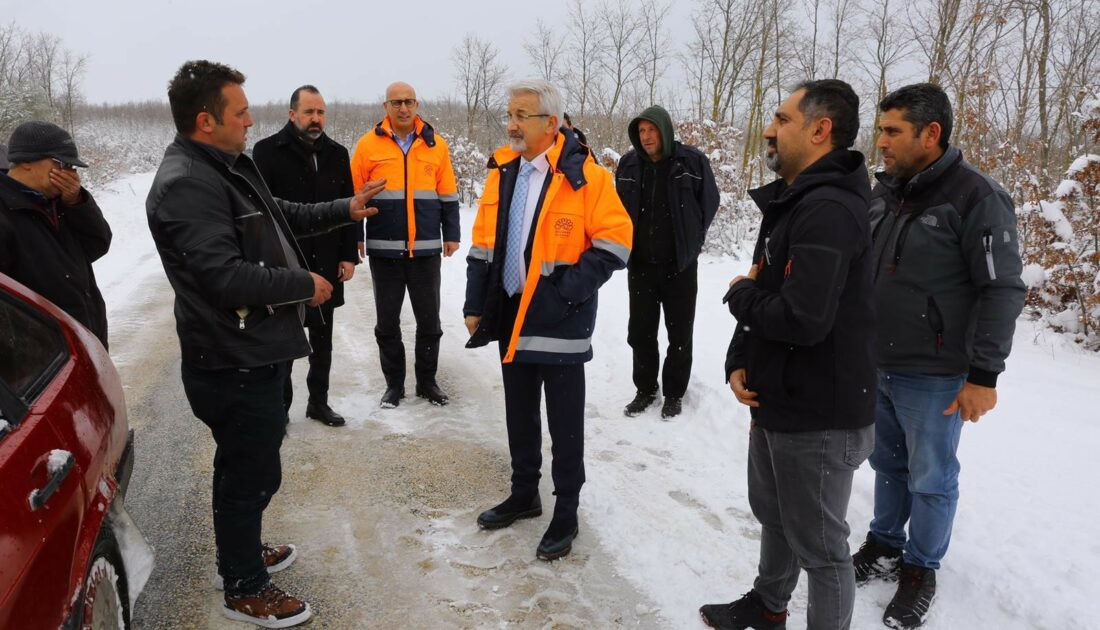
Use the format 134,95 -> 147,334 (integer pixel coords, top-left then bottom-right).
464,79 -> 632,561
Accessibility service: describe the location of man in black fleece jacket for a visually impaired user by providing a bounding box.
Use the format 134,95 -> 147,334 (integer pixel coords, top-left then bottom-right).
701,80 -> 876,630
615,105 -> 719,418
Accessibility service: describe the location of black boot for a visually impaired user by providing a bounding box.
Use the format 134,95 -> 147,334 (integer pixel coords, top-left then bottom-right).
853,532 -> 903,584
699,590 -> 788,629
476,493 -> 542,530
536,505 -> 579,561
380,385 -> 405,409
305,401 -> 346,427
415,381 -> 450,406
661,396 -> 683,419
883,563 -> 936,629
623,390 -> 658,417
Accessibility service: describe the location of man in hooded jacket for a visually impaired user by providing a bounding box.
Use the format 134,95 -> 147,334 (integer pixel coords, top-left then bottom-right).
615,105 -> 719,418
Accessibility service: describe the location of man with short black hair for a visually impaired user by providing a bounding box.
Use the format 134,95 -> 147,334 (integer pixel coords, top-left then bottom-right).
147,59 -> 385,628
852,82 -> 1025,629
701,79 -> 876,630
254,85 -> 357,427
0,121 -> 111,347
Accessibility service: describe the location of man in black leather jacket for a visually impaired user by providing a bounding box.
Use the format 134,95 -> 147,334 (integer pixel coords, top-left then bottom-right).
146,60 -> 383,628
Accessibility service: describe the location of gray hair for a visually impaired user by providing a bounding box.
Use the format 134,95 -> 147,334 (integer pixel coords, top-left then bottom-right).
508,79 -> 564,129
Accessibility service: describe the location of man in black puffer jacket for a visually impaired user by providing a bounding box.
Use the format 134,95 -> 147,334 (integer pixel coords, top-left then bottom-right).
701,80 -> 876,630
146,60 -> 384,628
615,105 -> 719,419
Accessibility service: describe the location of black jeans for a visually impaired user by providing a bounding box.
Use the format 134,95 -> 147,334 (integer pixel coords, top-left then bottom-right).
283,315 -> 334,410
369,255 -> 442,388
181,361 -> 288,596
626,260 -> 698,398
497,295 -> 586,516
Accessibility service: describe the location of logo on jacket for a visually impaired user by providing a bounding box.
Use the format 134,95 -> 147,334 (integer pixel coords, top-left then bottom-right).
554,217 -> 575,239
919,215 -> 939,228
423,164 -> 435,177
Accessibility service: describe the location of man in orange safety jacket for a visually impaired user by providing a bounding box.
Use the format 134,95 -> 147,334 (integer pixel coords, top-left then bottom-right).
463,79 -> 632,561
351,82 -> 460,409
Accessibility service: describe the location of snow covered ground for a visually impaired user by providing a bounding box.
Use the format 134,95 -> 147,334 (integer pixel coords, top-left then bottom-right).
95,172 -> 1100,628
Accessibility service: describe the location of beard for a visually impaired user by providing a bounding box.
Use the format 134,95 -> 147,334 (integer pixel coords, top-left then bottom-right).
296,123 -> 323,142
765,140 -> 781,173
509,135 -> 527,153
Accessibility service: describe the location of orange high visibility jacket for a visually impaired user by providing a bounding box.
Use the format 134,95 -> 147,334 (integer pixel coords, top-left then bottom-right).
350,116 -> 460,258
463,130 -> 632,364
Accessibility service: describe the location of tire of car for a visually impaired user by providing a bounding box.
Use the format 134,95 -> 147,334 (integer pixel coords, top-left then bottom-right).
79,522 -> 131,630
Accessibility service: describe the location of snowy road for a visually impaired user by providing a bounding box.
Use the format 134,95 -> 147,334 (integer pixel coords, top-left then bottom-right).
94,172 -> 1100,629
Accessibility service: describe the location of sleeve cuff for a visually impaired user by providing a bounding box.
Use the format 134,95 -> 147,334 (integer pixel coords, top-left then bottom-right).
966,366 -> 999,388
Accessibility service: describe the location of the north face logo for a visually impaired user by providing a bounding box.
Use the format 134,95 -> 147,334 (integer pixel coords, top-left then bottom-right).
554,217 -> 575,239
919,215 -> 939,228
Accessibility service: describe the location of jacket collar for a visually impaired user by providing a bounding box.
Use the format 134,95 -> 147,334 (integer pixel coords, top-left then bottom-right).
274,120 -> 329,151
748,148 -> 869,214
374,115 -> 436,148
874,145 -> 962,196
487,128 -> 590,191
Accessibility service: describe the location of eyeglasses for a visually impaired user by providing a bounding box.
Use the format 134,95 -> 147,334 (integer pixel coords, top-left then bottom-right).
50,159 -> 75,171
387,99 -> 418,109
500,112 -> 551,125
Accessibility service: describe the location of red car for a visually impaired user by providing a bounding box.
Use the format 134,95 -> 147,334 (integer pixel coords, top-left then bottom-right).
0,272 -> 150,629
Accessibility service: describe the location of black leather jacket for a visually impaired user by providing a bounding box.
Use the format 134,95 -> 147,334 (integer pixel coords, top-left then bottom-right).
146,135 -> 353,369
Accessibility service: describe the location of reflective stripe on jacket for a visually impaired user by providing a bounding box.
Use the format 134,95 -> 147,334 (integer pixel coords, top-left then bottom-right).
464,129 -> 632,364
350,116 -> 460,258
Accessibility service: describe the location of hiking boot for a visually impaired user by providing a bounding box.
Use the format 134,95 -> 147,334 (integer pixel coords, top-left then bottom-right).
415,381 -> 450,406
854,532 -> 903,584
477,493 -> 542,529
699,590 -> 788,629
305,401 -> 346,427
623,390 -> 658,417
380,386 -> 405,409
883,563 -> 936,629
661,396 -> 683,419
536,514 -> 579,561
214,544 -> 297,590
222,582 -> 311,628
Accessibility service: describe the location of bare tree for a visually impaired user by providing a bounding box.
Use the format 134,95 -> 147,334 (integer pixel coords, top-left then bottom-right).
524,19 -> 566,83
858,0 -> 912,158
827,0 -> 857,79
688,0 -> 761,122
451,34 -> 509,141
597,0 -> 645,118
59,49 -> 88,134
638,0 -> 672,106
565,0 -> 605,117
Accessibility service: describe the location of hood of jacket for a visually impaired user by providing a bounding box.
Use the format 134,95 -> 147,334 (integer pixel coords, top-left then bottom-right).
628,105 -> 675,162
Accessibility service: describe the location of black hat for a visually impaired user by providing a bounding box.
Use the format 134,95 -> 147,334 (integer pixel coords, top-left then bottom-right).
6,121 -> 88,168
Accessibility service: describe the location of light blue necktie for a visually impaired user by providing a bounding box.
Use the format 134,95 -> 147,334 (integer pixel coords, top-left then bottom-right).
503,162 -> 535,296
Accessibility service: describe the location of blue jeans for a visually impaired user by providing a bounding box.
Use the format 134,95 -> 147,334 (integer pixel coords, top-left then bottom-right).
869,371 -> 966,570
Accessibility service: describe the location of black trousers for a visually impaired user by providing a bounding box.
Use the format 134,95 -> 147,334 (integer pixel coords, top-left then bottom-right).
181,361 -> 288,596
283,314 -> 334,410
626,260 -> 698,398
498,295 -> 585,516
369,255 -> 443,388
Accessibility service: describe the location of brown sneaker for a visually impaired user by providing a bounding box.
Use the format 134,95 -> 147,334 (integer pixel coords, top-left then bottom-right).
222,582 -> 312,628
214,543 -> 298,590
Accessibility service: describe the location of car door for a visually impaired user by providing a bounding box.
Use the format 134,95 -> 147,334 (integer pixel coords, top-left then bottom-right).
0,287 -> 84,630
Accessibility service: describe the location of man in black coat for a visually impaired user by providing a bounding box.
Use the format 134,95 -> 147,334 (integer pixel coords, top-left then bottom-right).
700,80 -> 876,630
253,85 -> 358,427
0,121 -> 111,348
615,105 -> 719,419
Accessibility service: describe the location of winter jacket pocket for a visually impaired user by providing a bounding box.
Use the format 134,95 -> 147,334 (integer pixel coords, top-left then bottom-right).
525,278 -> 572,329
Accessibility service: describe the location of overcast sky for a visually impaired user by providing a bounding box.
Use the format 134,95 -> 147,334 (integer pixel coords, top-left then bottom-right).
9,0 -> 695,107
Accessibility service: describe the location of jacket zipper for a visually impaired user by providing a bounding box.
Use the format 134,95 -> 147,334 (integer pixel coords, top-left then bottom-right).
926,295 -> 945,353
982,229 -> 997,280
